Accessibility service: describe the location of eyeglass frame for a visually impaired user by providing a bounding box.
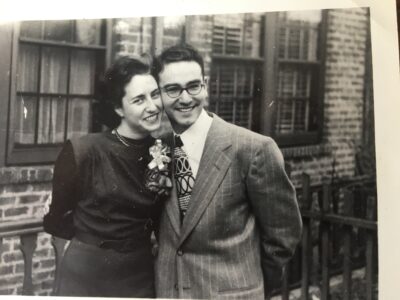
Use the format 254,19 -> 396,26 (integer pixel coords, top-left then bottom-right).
161,82 -> 205,98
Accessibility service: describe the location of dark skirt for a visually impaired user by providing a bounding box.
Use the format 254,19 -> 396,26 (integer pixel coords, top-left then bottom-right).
55,238 -> 155,298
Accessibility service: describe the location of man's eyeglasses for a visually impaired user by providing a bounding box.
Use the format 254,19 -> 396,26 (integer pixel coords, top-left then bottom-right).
162,83 -> 205,98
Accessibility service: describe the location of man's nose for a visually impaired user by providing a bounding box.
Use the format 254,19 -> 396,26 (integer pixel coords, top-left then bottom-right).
179,89 -> 192,103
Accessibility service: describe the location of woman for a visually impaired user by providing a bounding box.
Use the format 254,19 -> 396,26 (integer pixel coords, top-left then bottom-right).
43,56 -> 169,298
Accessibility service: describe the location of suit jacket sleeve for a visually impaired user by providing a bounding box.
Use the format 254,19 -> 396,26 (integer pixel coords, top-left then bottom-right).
246,137 -> 302,294
43,140 -> 79,240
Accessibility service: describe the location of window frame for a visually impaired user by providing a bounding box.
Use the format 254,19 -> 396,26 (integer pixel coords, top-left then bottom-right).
208,13 -> 264,131
3,20 -> 113,166
261,11 -> 328,147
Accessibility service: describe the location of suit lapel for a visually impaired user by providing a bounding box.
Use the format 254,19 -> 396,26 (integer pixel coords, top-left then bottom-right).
163,133 -> 181,236
178,115 -> 232,245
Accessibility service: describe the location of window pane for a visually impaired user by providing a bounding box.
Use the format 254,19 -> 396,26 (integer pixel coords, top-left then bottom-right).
163,16 -> 185,48
17,44 -> 39,92
276,66 -> 313,133
44,20 -> 73,42
37,97 -> 66,144
75,19 -> 102,45
20,21 -> 43,39
209,62 -> 257,129
69,50 -> 96,94
40,47 -> 68,94
212,14 -> 243,56
212,14 -> 261,57
14,95 -> 36,144
275,99 -> 308,133
67,98 -> 91,139
278,11 -> 322,61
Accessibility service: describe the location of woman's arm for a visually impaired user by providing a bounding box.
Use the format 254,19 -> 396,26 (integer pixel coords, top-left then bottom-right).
43,140 -> 79,239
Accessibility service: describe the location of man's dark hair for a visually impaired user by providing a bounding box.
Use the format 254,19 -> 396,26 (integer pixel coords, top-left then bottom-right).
97,56 -> 150,128
152,43 -> 204,82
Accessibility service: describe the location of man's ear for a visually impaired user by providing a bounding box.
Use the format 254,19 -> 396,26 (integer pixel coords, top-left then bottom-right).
114,107 -> 124,118
203,76 -> 209,96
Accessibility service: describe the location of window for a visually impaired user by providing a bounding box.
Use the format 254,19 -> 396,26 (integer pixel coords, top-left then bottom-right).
266,10 -> 326,146
6,19 -> 108,165
209,14 -> 263,130
162,16 -> 186,48
209,11 -> 326,147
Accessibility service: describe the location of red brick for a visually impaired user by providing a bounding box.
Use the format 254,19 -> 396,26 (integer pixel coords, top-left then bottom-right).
0,170 -> 18,185
34,249 -> 50,258
15,263 -> 24,274
4,184 -> 29,193
0,288 -> 15,295
4,207 -> 29,217
41,280 -> 54,290
39,258 -> 55,269
19,195 -> 41,204
34,271 -> 51,280
0,197 -> 16,206
0,265 -> 13,275
36,169 -> 53,182
0,275 -> 24,286
2,252 -> 23,263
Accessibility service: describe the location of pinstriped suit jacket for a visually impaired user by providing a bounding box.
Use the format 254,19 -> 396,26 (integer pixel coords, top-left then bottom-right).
155,114 -> 302,299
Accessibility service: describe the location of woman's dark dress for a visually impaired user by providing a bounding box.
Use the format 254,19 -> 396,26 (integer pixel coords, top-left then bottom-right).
43,131 -> 163,298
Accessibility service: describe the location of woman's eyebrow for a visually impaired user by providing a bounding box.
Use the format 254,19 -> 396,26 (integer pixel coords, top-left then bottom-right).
130,94 -> 145,101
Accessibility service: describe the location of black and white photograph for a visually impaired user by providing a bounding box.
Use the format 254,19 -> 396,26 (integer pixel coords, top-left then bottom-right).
0,0 -> 399,299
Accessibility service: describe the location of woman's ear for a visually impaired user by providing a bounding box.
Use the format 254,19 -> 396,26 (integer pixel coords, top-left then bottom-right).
114,107 -> 124,118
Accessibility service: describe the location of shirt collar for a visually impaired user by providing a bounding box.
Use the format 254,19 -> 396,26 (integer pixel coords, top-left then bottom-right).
175,109 -> 213,146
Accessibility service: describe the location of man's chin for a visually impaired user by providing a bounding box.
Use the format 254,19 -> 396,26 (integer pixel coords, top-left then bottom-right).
172,118 -> 196,133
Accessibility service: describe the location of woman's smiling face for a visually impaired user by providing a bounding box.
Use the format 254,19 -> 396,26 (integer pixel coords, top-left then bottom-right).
115,74 -> 162,138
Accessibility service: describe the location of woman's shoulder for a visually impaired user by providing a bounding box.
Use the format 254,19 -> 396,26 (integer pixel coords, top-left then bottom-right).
70,131 -> 110,147
68,132 -> 112,162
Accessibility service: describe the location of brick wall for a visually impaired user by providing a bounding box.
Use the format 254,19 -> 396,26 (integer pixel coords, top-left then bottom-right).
287,8 -> 369,187
0,167 -> 54,295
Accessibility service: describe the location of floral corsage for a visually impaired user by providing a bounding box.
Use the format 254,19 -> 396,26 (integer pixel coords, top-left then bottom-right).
144,139 -> 172,197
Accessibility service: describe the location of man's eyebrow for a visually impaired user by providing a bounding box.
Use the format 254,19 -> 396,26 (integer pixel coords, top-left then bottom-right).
187,80 -> 201,85
162,83 -> 181,89
163,80 -> 201,88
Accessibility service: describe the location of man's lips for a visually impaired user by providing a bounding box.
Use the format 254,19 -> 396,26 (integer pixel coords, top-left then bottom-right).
175,105 -> 197,112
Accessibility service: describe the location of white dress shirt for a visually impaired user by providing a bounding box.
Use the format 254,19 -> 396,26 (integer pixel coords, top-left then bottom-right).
175,109 -> 213,178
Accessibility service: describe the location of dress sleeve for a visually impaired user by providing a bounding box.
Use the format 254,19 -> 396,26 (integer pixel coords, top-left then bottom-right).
43,140 -> 79,239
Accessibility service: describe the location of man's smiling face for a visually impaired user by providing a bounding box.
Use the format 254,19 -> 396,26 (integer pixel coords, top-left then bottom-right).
158,61 -> 207,134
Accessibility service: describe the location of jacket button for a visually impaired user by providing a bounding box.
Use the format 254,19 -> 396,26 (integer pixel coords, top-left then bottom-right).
177,249 -> 183,256
174,283 -> 179,291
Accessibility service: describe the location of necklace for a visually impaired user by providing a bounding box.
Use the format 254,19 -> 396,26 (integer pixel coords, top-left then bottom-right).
112,129 -> 147,148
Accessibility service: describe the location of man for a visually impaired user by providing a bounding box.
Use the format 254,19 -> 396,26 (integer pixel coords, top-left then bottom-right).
152,44 -> 302,299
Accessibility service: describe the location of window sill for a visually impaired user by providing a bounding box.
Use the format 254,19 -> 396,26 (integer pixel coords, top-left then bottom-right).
281,143 -> 331,159
0,165 -> 53,185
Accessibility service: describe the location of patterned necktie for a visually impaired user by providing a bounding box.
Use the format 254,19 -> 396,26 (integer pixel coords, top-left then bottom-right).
174,135 -> 195,221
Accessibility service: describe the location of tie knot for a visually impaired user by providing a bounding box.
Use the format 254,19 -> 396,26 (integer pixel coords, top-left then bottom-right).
174,135 -> 183,147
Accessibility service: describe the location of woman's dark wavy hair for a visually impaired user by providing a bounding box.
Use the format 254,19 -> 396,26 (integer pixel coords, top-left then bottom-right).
97,56 -> 151,128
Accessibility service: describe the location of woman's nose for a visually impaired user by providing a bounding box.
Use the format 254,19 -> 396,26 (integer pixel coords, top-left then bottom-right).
145,97 -> 159,111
